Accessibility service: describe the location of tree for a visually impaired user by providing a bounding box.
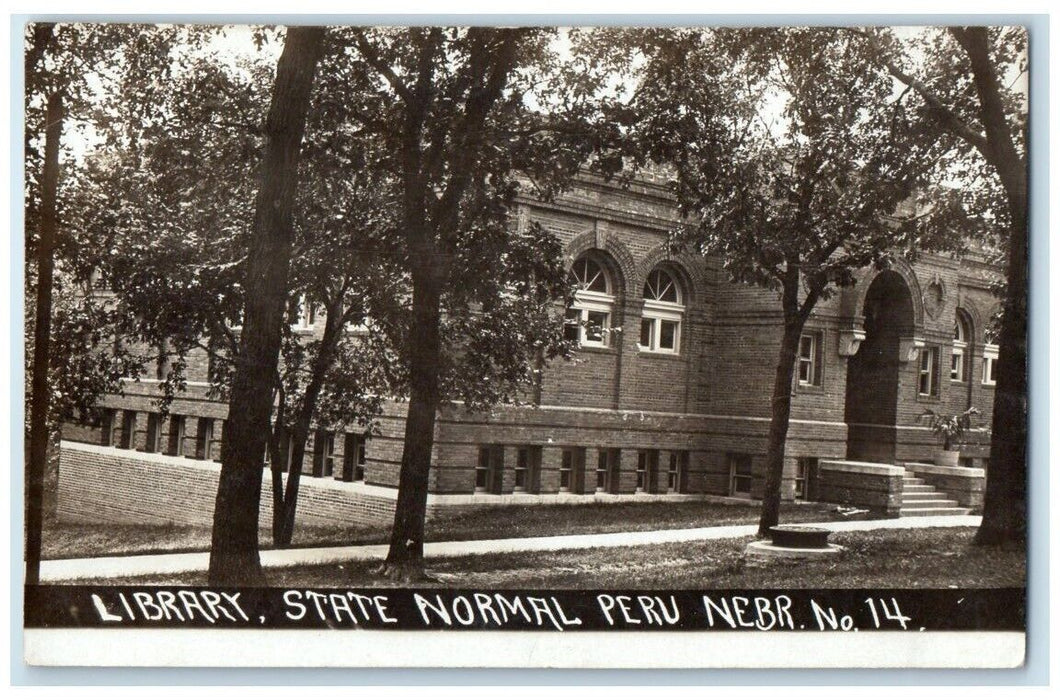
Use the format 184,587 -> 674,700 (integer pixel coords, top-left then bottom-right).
24,22 -> 179,585
77,35 -> 396,548
853,27 -> 1028,545
612,28 -> 935,536
25,27 -> 62,587
332,27 -> 605,579
208,25 -> 326,585
71,26 -> 594,568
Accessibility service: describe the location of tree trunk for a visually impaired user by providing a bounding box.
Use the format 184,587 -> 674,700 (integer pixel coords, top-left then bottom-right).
950,28 -> 1028,547
381,274 -> 443,581
275,305 -> 344,547
277,424 -> 309,546
208,26 -> 325,586
757,304 -> 807,538
268,405 -> 286,544
976,192 -> 1027,546
25,91 -> 63,586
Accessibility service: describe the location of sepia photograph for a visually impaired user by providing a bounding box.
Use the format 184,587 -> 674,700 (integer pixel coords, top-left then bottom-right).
20,18 -> 1032,669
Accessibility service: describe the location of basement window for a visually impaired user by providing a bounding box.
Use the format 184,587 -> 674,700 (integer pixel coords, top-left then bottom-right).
476,445 -> 504,494
668,451 -> 688,494
728,453 -> 753,497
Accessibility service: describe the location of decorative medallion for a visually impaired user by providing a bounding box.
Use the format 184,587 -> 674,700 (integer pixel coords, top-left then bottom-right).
923,278 -> 945,320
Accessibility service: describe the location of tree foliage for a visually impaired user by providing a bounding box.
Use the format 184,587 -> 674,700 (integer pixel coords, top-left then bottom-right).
596,27 -> 945,535
319,26 -> 612,578
852,26 -> 1028,545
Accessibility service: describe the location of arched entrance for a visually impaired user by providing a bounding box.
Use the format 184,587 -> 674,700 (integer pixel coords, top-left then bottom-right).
845,270 -> 915,463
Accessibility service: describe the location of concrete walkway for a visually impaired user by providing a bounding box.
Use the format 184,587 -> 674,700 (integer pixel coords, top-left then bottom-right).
38,514 -> 982,582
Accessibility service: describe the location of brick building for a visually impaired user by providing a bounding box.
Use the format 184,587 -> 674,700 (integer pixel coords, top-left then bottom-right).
59,170 -> 999,525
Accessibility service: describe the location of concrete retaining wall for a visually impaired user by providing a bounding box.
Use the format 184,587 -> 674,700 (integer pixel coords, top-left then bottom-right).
57,441 -> 397,528
817,460 -> 905,516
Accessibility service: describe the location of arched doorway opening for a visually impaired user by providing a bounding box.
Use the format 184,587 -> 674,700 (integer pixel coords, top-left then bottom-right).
845,270 -> 915,463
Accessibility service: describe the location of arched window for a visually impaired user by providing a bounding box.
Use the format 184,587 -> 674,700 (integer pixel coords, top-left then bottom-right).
565,255 -> 615,348
639,267 -> 684,354
951,311 -> 971,382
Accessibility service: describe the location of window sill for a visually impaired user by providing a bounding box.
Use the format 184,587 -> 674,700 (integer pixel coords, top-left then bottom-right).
575,345 -> 618,356
637,348 -> 683,359
795,383 -> 824,394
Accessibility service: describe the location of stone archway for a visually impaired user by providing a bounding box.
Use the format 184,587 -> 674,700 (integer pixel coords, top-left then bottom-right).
845,270 -> 916,463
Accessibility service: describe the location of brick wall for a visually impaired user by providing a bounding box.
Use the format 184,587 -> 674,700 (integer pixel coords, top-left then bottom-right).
57,442 -> 398,528
68,174 -> 1002,516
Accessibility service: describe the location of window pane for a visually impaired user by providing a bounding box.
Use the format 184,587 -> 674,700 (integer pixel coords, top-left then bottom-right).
572,257 -> 608,293
659,320 -> 678,349
799,335 -> 813,359
563,308 -> 581,342
585,311 -> 608,343
644,269 -> 679,303
640,318 -> 653,347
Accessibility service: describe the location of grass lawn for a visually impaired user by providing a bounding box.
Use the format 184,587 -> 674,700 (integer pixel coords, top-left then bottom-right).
61,527 -> 1024,589
42,499 -> 867,560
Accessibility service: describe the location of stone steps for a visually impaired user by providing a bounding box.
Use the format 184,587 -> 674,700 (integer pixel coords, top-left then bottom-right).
900,507 -> 974,517
899,473 -> 971,517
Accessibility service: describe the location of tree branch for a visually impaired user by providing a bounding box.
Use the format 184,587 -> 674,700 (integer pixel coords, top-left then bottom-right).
349,29 -> 415,104
846,27 -> 992,157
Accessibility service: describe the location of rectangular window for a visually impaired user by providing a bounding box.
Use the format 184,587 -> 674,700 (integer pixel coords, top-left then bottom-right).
119,411 -> 136,449
728,453 -> 753,497
982,344 -> 999,386
919,346 -> 940,397
560,449 -> 573,491
476,445 -> 503,494
342,433 -> 367,482
195,418 -> 214,460
950,350 -> 964,382
795,457 -> 819,500
584,310 -> 609,345
313,430 -> 335,477
596,449 -> 620,494
636,450 -> 659,493
144,414 -> 162,453
798,332 -> 823,386
166,415 -> 185,456
638,312 -> 681,354
514,446 -> 541,493
567,302 -> 613,348
560,447 -> 585,492
100,409 -> 117,447
668,451 -> 688,494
